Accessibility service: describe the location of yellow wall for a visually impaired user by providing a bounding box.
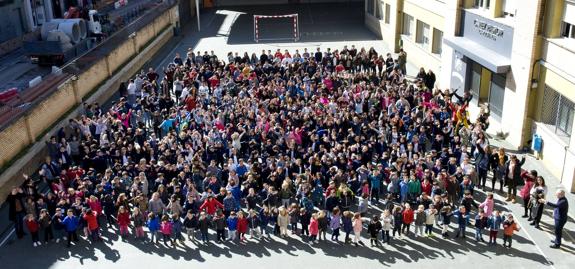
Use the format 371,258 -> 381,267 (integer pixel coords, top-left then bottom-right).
479,67 -> 491,102
107,39 -> 137,75
27,79 -> 77,140
489,0 -> 503,18
543,67 -> 575,102
0,118 -> 30,168
544,0 -> 564,38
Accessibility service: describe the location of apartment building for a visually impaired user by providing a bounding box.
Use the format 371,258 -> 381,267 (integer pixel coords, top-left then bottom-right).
531,0 -> 575,192
365,0 -> 575,192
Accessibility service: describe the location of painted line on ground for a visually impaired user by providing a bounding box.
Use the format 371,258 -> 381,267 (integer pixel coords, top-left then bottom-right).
518,220 -> 557,269
489,190 -> 557,268
0,228 -> 14,247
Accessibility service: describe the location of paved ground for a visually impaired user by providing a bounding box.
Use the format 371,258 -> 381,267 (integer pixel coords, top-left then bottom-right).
1,3 -> 575,269
156,3 -> 419,75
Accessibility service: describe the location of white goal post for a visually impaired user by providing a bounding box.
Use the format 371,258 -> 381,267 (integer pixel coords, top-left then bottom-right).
253,14 -> 300,42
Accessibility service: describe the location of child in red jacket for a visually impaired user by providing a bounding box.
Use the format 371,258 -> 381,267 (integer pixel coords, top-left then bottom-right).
237,211 -> 249,242
502,213 -> 521,248
199,196 -> 224,216
117,206 -> 131,239
83,209 -> 101,242
402,203 -> 414,237
25,214 -> 41,247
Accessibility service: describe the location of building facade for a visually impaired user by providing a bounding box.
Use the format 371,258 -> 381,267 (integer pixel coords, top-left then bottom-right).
365,0 -> 446,74
365,0 -> 575,192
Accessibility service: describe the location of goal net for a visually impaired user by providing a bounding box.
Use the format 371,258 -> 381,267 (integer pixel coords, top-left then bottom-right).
254,14 -> 299,42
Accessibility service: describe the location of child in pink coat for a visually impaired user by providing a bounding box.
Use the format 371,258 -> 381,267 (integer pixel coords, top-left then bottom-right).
479,193 -> 495,217
160,215 -> 174,247
352,212 -> 363,246
309,213 -> 319,243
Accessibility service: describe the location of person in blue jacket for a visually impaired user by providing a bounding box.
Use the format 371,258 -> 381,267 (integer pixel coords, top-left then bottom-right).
147,212 -> 160,243
453,205 -> 469,239
487,210 -> 505,245
226,211 -> 238,241
62,209 -> 79,248
399,176 -> 409,203
259,206 -> 272,236
542,189 -> 569,248
342,211 -> 353,243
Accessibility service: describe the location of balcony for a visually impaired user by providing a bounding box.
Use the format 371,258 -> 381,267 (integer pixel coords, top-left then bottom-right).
541,37 -> 575,76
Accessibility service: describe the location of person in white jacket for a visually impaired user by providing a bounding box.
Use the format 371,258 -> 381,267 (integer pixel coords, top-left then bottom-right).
380,209 -> 393,244
277,207 -> 290,237
425,204 -> 438,237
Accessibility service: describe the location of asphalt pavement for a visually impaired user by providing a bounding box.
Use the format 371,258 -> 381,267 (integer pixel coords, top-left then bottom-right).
0,3 -> 574,269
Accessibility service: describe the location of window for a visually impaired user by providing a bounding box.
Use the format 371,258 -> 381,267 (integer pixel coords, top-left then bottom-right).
416,20 -> 430,47
367,0 -> 375,16
376,1 -> 383,19
474,0 -> 491,9
489,73 -> 506,119
563,2 -> 575,31
561,22 -> 575,38
402,13 -> 414,36
432,28 -> 443,54
385,4 -> 390,24
561,3 -> 575,37
469,62 -> 482,103
502,0 -> 517,17
542,86 -> 575,137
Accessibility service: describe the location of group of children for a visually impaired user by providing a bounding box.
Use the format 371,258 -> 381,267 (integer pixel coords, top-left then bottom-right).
22,195 -> 521,250
363,203 -> 520,248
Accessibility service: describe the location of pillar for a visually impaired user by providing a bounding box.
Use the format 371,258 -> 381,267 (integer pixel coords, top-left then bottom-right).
544,0 -> 564,38
490,0 -> 503,18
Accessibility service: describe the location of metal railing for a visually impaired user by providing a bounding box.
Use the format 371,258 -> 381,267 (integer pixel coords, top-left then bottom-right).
0,0 -> 176,131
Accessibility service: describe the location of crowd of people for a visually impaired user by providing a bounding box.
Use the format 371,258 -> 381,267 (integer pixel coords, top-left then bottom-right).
5,44 -> 569,252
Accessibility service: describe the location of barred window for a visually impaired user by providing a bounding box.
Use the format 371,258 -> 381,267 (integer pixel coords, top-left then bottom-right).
542,86 -> 575,137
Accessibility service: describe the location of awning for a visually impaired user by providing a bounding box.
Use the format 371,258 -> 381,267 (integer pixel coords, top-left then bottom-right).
444,36 -> 511,73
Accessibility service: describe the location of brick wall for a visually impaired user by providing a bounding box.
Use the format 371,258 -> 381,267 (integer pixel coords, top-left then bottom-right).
0,118 -> 30,168
0,4 -> 180,203
27,81 -> 77,140
76,59 -> 111,98
136,22 -> 155,51
107,39 -> 137,74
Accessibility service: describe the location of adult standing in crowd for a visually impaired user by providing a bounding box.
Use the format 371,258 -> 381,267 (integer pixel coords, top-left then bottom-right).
7,186 -> 26,238
397,48 -> 407,75
505,155 -> 525,204
542,189 -> 569,248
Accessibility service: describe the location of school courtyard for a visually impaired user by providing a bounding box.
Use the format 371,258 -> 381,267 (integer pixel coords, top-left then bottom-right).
0,2 -> 574,269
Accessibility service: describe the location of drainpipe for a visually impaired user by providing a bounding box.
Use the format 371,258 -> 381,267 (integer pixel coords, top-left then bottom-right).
530,59 -> 543,88
560,146 -> 568,183
196,0 -> 201,32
